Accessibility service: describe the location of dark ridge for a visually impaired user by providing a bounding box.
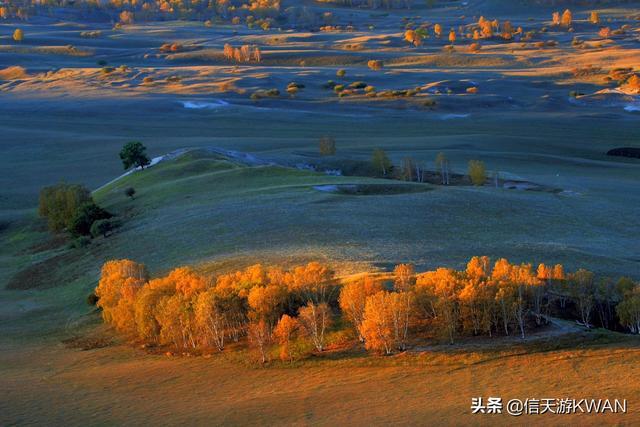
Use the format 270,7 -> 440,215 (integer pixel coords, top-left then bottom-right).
606,147 -> 640,159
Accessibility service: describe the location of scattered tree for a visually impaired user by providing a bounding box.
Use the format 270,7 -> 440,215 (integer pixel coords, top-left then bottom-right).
468,160 -> 486,186
319,136 -> 336,156
561,9 -> 572,28
448,29 -> 456,44
367,60 -> 383,71
120,141 -> 151,170
372,148 -> 392,176
435,152 -> 450,185
13,28 -> 23,42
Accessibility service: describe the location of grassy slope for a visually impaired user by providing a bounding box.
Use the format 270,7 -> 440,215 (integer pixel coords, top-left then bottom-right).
1,143 -> 638,341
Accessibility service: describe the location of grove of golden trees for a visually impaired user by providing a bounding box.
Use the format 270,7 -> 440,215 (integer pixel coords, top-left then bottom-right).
96,257 -> 640,361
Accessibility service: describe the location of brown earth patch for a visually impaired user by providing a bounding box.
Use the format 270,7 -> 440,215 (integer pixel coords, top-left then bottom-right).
6,251 -> 82,290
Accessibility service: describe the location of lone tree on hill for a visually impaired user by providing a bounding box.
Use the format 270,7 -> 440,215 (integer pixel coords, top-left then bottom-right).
120,141 -> 151,170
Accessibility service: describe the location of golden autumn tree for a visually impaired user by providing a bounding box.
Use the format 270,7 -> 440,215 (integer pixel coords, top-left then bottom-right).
533,263 -> 553,323
393,263 -> 415,348
156,292 -> 197,349
290,262 -> 336,304
590,11 -> 600,25
623,75 -> 640,94
134,276 -> 176,343
360,290 -> 414,353
552,264 -> 565,280
273,314 -> 300,361
448,29 -> 456,44
298,302 -> 332,352
490,259 -> 538,338
598,27 -> 611,38
194,288 -> 227,351
248,319 -> 272,363
468,160 -> 486,186
388,291 -> 414,351
491,258 -> 516,336
171,266 -> 209,298
248,284 -> 286,328
162,268 -> 209,347
561,9 -> 572,28
404,29 -> 416,44
95,259 -> 148,334
510,263 -> 538,338
253,46 -> 262,62
459,256 -> 494,336
394,264 -> 415,292
433,23 -> 442,37
480,20 -> 493,38
13,28 -> 23,42
421,268 -> 461,343
338,275 -> 383,340
367,59 -> 383,71
359,291 -> 395,355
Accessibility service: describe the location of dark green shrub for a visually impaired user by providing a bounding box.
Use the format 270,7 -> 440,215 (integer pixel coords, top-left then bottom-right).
87,292 -> 100,306
90,218 -> 116,238
70,202 -> 112,236
68,236 -> 91,249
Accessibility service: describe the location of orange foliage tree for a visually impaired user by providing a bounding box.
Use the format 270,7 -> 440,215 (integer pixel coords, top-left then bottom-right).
338,275 -> 383,340
96,255 -> 638,359
298,303 -> 332,352
273,314 -> 300,361
95,259 -> 148,335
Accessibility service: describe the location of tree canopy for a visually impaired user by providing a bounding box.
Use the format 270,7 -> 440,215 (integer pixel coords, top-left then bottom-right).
120,141 -> 151,170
